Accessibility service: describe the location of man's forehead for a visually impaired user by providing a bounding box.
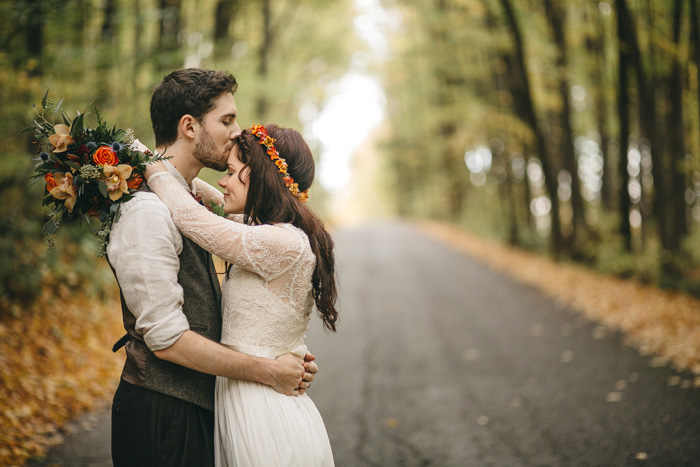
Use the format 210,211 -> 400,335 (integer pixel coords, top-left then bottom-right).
210,92 -> 238,115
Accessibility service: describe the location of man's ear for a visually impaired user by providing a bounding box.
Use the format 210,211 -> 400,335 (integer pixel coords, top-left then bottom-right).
178,114 -> 198,141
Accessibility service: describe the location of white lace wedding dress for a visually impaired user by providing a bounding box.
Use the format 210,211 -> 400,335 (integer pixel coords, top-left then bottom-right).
148,172 -> 334,467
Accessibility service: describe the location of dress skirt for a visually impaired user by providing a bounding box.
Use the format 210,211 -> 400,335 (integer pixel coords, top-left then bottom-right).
214,376 -> 335,466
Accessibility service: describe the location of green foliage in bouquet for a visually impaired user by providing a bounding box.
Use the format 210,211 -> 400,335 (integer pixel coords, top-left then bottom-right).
26,91 -> 169,255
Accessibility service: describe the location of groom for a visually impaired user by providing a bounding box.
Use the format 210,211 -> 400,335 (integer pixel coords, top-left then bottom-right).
107,68 -> 317,467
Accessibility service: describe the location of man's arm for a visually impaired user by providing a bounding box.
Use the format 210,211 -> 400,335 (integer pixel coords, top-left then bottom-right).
154,330 -> 308,395
108,194 -> 309,395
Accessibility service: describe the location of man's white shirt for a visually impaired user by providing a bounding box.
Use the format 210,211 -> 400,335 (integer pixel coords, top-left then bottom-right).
107,162 -> 200,351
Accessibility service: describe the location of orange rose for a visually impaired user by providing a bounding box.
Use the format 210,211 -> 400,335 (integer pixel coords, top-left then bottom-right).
93,146 -> 119,166
44,173 -> 57,192
127,174 -> 143,190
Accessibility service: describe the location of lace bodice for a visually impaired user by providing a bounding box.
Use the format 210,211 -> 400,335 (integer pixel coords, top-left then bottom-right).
148,172 -> 315,351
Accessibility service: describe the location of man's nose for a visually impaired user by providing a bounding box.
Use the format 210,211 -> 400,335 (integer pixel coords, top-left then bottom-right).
231,122 -> 242,139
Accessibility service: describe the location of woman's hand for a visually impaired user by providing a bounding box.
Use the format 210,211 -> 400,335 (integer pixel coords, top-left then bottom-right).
131,139 -> 167,181
144,160 -> 167,180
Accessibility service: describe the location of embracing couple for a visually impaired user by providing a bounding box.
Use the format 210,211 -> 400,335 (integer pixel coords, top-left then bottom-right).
107,68 -> 337,466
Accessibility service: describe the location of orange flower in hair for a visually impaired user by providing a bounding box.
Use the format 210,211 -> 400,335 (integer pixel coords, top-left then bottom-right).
250,125 -> 309,203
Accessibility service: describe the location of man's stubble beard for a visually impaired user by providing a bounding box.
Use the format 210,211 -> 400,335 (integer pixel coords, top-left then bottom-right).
193,127 -> 230,171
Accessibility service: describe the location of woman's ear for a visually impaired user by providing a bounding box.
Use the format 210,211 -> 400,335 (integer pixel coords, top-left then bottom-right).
178,114 -> 197,141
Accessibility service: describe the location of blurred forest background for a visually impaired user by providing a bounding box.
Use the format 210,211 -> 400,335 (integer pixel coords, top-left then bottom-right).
0,0 -> 358,315
377,0 -> 700,293
1,0 -> 700,313
2,0 -> 700,463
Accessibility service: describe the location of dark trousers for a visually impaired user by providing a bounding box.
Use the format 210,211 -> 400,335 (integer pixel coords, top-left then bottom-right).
111,379 -> 215,467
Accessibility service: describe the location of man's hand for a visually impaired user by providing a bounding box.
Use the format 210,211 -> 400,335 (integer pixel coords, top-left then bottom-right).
299,352 -> 319,395
268,353 -> 305,396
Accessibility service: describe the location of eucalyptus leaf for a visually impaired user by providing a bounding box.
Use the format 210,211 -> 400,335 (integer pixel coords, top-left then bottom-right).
98,181 -> 108,198
71,113 -> 85,135
41,89 -> 49,109
28,177 -> 43,189
209,201 -> 227,217
66,161 -> 81,171
45,220 -> 58,235
54,98 -> 64,115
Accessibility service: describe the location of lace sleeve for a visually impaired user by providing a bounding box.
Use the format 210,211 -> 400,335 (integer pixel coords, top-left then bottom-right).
192,177 -> 225,208
148,172 -> 306,280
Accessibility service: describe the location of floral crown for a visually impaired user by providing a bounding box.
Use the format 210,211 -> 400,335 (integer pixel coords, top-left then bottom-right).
250,124 -> 309,203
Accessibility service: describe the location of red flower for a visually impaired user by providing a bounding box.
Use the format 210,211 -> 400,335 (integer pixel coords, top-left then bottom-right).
93,146 -> 119,166
127,174 -> 143,190
44,173 -> 57,192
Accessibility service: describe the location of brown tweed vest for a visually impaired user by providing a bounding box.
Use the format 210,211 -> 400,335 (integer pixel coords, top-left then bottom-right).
111,235 -> 222,411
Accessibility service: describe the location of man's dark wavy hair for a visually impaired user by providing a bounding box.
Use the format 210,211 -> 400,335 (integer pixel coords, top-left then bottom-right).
150,68 -> 238,147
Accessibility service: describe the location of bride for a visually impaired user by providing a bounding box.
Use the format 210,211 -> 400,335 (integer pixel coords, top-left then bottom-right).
144,124 -> 337,466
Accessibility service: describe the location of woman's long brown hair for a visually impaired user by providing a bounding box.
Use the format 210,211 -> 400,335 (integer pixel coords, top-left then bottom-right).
232,125 -> 338,331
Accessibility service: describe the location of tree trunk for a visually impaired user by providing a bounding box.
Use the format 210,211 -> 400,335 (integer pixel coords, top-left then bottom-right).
214,0 -> 238,59
544,0 -> 586,249
101,0 -> 116,41
256,0 -> 272,118
500,0 -> 562,256
666,0 -> 687,250
504,154 -> 520,245
587,7 -> 613,211
621,0 -> 664,248
690,0 -> 700,168
24,0 -> 45,75
616,0 -> 632,251
158,0 -> 182,52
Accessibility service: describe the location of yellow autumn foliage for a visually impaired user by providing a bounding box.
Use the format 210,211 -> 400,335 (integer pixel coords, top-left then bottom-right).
0,284 -> 123,466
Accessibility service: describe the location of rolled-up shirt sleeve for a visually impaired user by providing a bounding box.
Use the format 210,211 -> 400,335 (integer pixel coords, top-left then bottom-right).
106,192 -> 190,351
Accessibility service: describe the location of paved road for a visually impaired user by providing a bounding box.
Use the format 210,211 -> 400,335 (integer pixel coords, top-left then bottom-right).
32,222 -> 700,466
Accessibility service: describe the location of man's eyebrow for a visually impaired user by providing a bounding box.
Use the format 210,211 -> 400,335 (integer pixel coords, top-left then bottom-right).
223,112 -> 237,119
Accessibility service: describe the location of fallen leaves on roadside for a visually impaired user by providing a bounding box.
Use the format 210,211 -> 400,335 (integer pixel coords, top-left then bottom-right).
418,221 -> 700,375
0,284 -> 123,466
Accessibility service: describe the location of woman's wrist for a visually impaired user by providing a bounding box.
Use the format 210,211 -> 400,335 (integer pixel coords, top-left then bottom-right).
144,161 -> 168,180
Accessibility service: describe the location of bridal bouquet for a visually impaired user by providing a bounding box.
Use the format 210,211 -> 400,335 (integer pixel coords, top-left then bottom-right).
26,92 -> 168,255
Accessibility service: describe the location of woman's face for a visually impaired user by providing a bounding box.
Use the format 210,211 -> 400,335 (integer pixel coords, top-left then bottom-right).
218,146 -> 249,214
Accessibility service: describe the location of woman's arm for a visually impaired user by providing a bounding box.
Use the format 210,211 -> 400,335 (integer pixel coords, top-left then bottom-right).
192,177 -> 224,207
147,171 -> 305,280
